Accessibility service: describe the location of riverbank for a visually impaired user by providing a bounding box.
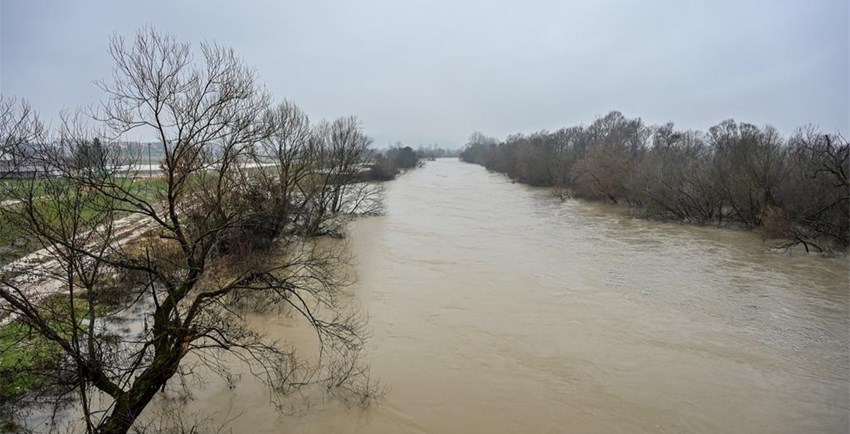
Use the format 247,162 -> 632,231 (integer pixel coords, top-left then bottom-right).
458,158 -> 848,256
563,186 -> 845,257
460,114 -> 849,253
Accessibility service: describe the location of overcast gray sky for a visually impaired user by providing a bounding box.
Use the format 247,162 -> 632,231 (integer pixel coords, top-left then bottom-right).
1,0 -> 847,146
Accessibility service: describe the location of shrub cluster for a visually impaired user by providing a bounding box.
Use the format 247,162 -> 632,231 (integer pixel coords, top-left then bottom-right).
368,145 -> 421,180
461,111 -> 848,251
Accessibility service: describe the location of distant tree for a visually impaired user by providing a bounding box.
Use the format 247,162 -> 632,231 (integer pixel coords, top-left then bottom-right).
386,145 -> 419,169
0,97 -> 44,180
70,137 -> 110,179
459,132 -> 497,165
415,145 -> 459,159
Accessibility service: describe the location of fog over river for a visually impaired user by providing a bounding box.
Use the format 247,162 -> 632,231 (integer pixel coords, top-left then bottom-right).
169,159 -> 849,433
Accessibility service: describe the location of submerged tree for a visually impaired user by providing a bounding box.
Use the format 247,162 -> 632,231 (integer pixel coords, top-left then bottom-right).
776,128 -> 849,250
0,28 -> 378,433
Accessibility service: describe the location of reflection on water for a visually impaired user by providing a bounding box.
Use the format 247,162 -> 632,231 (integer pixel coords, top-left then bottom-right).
169,159 -> 849,433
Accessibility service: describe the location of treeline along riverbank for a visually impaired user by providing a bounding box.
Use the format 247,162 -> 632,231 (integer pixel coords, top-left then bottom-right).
460,111 -> 849,253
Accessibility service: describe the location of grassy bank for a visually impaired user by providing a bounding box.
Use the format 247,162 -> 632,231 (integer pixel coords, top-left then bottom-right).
0,294 -> 111,401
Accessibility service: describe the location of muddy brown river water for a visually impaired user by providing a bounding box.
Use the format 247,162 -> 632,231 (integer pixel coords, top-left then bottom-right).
165,159 -> 848,433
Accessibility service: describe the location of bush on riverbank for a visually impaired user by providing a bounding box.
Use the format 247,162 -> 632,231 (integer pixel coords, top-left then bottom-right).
460,112 -> 849,252
366,145 -> 421,181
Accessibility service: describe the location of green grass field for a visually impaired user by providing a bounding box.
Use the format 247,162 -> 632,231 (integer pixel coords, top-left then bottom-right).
0,294 -> 111,405
0,175 -> 167,265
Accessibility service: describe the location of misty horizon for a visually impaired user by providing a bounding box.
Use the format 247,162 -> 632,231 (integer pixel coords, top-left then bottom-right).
1,0 -> 847,147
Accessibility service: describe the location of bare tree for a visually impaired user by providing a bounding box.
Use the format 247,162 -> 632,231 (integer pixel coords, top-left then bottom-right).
301,116 -> 381,236
0,114 -> 128,430
708,120 -> 786,228
631,126 -> 723,222
248,106 -> 381,238
572,111 -> 648,203
250,100 -> 314,236
0,28 -> 377,434
776,128 -> 849,250
0,96 -> 45,182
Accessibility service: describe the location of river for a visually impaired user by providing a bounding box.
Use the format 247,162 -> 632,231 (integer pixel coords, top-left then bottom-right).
170,158 -> 849,433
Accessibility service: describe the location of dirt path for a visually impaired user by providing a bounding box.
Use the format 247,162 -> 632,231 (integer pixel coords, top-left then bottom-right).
0,212 -> 155,325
